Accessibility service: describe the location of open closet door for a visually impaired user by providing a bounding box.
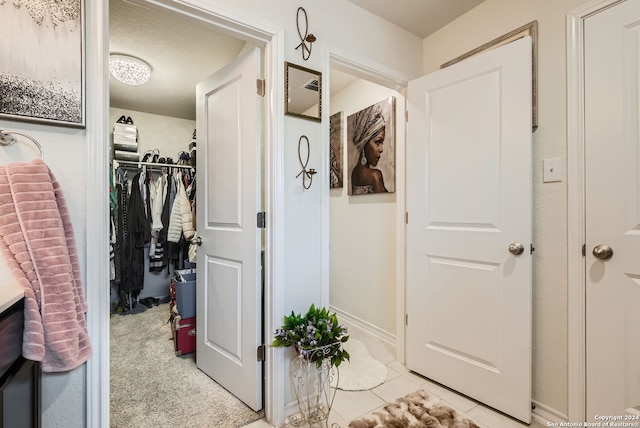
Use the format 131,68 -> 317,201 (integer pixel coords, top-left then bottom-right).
406,37 -> 532,422
195,47 -> 263,411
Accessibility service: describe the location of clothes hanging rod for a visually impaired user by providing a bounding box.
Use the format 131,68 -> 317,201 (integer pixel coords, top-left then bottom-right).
113,159 -> 194,170
0,129 -> 44,160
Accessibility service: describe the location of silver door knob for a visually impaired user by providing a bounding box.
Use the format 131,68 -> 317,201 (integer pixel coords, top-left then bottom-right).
508,242 -> 524,255
191,236 -> 202,246
592,244 -> 613,260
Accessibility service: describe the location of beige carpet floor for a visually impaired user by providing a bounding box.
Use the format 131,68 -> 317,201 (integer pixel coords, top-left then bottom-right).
348,389 -> 480,428
110,303 -> 264,428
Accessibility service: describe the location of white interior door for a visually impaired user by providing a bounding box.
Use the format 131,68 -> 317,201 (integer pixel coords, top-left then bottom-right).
406,37 -> 532,423
584,0 -> 640,419
195,47 -> 263,411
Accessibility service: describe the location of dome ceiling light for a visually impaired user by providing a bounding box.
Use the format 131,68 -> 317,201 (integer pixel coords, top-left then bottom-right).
109,54 -> 151,86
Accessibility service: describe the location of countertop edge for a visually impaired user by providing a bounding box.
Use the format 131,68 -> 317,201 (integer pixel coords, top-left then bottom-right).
0,282 -> 24,313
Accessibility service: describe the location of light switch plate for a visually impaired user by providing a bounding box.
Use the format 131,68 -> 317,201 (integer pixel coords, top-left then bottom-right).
543,158 -> 562,182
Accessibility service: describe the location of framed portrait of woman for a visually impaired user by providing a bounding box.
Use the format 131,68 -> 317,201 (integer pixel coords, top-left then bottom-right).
347,97 -> 396,195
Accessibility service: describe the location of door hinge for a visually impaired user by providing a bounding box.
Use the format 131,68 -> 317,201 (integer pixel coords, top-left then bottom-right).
405,212 -> 408,224
256,79 -> 265,97
582,244 -> 586,257
530,244 -> 535,255
257,212 -> 266,228
257,344 -> 265,362
405,314 -> 408,326
405,110 -> 409,122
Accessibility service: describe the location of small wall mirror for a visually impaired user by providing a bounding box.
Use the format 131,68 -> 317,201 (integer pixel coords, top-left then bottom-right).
285,62 -> 321,122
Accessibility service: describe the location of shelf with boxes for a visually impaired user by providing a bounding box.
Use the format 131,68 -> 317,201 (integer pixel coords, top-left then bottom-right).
112,116 -> 140,162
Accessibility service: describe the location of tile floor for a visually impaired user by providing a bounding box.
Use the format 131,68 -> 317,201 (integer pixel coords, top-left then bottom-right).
244,322 -> 547,428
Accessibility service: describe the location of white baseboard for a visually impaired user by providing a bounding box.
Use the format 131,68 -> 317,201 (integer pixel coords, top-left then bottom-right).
282,399 -> 299,426
533,400 -> 569,425
329,305 -> 396,349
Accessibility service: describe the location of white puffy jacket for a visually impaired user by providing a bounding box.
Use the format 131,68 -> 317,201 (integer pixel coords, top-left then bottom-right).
167,173 -> 195,242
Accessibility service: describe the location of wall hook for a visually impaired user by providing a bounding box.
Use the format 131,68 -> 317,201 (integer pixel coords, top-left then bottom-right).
296,135 -> 316,190
295,7 -> 315,60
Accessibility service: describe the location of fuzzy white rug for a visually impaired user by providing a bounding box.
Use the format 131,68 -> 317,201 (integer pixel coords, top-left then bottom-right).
348,389 -> 480,428
333,338 -> 387,391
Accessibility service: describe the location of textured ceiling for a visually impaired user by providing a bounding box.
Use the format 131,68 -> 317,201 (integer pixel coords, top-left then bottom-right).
109,0 -> 485,120
109,0 -> 247,120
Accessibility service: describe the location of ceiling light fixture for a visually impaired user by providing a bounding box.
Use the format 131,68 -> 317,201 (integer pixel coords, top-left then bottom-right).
109,54 -> 151,86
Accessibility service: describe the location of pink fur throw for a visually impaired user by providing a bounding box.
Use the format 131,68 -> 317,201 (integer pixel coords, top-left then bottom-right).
0,159 -> 92,372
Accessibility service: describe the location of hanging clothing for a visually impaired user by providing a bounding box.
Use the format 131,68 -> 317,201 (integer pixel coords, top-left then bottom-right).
0,160 -> 92,372
168,171 -> 194,243
109,216 -> 116,281
121,172 -> 150,296
187,177 -> 197,229
148,171 -> 168,272
112,177 -> 128,285
150,172 -> 167,232
110,162 -> 197,298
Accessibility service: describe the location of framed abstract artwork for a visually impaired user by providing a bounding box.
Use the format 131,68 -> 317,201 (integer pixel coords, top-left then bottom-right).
0,0 -> 85,128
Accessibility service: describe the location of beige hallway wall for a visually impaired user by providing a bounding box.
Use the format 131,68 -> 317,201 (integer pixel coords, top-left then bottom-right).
329,79 -> 404,343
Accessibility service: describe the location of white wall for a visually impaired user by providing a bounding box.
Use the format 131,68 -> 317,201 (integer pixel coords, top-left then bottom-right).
421,0 -> 586,419
0,121 -> 87,427
329,79 -> 403,341
205,0 -> 423,322
109,109 -> 195,161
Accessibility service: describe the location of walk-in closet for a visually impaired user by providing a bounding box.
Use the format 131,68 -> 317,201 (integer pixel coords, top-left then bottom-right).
110,117 -> 196,313
107,1 -> 263,426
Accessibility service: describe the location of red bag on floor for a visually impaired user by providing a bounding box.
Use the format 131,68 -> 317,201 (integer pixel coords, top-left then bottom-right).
171,316 -> 195,356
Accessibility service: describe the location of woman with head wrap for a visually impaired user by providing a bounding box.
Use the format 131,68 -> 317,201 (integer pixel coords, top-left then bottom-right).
350,103 -> 388,194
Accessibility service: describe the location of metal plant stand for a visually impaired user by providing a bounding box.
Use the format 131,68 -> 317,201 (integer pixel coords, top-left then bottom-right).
289,343 -> 342,427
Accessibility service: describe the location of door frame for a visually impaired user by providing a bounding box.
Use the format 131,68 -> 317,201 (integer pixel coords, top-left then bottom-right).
322,47 -> 410,362
566,0 -> 625,422
84,1 -> 286,426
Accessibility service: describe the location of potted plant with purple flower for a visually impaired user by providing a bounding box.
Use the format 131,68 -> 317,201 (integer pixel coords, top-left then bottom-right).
272,304 -> 350,367
272,304 -> 350,425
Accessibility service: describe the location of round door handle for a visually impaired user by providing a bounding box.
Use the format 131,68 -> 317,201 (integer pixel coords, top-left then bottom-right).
191,236 -> 202,246
508,242 -> 525,256
592,244 -> 613,260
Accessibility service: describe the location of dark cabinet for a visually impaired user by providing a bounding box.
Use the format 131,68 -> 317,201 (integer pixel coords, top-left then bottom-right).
0,299 -> 41,428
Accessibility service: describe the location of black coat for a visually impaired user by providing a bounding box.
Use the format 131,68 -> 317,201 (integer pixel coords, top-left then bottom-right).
121,173 -> 150,294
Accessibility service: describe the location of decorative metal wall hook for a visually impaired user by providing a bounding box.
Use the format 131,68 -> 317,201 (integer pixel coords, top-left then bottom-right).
295,135 -> 316,190
295,7 -> 316,61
